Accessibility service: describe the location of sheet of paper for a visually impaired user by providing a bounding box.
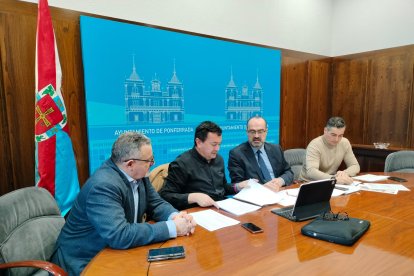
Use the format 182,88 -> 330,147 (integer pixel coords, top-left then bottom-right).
216,198 -> 261,216
344,181 -> 362,186
334,184 -> 361,195
389,184 -> 410,191
359,183 -> 410,194
233,179 -> 285,206
359,183 -> 398,194
285,188 -> 299,197
353,174 -> 389,182
332,188 -> 346,196
190,209 -> 240,231
277,195 -> 297,206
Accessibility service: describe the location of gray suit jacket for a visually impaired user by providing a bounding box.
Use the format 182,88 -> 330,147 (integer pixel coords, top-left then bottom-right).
52,159 -> 177,276
228,142 -> 293,185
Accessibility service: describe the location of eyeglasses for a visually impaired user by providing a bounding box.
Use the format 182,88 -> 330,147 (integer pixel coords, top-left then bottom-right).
123,158 -> 155,166
247,129 -> 266,135
321,211 -> 349,221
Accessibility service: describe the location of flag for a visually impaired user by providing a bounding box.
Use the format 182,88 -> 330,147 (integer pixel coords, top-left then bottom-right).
35,0 -> 79,216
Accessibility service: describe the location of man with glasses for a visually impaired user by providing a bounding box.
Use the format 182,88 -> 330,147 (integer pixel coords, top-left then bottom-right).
52,132 -> 196,275
159,121 -> 250,210
299,117 -> 360,184
228,116 -> 293,192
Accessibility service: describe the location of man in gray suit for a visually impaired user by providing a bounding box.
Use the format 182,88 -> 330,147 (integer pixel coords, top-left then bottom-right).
52,132 -> 196,275
228,116 -> 293,192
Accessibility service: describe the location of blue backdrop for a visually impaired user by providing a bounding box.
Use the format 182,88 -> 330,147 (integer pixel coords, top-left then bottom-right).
80,16 -> 281,177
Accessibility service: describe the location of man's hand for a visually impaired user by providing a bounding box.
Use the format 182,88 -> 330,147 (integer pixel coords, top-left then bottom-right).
173,211 -> 196,236
263,178 -> 284,192
236,179 -> 257,190
188,193 -> 219,208
335,171 -> 354,184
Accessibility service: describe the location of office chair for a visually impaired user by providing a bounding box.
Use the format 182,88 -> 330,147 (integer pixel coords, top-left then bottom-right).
149,163 -> 170,192
0,187 -> 67,276
283,148 -> 306,182
384,150 -> 414,173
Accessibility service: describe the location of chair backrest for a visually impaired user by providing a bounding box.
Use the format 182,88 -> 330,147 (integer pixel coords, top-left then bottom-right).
384,150 -> 414,173
0,187 -> 65,276
284,148 -> 306,181
149,163 -> 170,192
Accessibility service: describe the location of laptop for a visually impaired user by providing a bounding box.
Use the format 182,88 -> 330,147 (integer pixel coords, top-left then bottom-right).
271,178 -> 336,221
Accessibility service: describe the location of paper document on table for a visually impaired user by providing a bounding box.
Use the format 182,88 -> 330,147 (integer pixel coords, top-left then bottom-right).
336,181 -> 361,186
353,174 -> 389,182
277,190 -> 297,206
332,188 -> 346,196
285,188 -> 299,197
390,184 -> 410,191
360,183 -> 410,194
190,209 -> 240,231
233,179 -> 285,206
333,184 -> 361,195
216,198 -> 261,216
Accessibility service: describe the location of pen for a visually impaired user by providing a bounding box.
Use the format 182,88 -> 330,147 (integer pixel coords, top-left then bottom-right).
335,186 -> 348,191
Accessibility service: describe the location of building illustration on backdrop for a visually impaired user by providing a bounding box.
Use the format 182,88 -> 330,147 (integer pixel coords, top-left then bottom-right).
124,57 -> 185,124
79,15 -> 281,176
124,57 -> 264,124
225,69 -> 263,121
89,60 -> 270,173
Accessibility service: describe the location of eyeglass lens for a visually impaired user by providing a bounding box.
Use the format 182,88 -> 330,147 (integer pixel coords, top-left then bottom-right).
322,211 -> 349,221
248,129 -> 266,135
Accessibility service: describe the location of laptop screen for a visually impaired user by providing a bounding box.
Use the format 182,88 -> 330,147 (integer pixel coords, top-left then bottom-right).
293,178 -> 336,220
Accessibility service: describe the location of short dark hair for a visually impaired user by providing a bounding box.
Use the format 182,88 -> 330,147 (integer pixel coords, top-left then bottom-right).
194,121 -> 222,147
326,117 -> 346,130
111,132 -> 151,164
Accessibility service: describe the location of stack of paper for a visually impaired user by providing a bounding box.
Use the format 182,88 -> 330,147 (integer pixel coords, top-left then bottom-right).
233,180 -> 285,206
359,183 -> 410,194
190,209 -> 240,231
333,184 -> 361,195
353,174 -> 389,182
216,198 -> 261,216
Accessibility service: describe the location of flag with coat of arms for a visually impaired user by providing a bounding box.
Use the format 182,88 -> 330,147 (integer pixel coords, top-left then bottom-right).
35,0 -> 79,216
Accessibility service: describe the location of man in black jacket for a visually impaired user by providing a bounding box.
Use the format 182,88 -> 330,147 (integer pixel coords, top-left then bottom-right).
159,121 -> 250,210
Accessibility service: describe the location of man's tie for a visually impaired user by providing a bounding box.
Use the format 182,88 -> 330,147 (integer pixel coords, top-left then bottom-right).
132,180 -> 139,223
257,150 -> 272,182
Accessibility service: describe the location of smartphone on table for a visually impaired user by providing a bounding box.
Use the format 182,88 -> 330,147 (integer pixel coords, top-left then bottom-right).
241,222 -> 263,234
147,246 -> 185,262
388,176 -> 407,182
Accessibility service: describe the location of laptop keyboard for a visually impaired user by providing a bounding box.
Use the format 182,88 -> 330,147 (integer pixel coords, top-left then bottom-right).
272,207 -> 296,221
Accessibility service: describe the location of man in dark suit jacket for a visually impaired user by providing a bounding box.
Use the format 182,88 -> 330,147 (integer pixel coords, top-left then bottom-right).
228,116 -> 293,191
51,132 -> 196,275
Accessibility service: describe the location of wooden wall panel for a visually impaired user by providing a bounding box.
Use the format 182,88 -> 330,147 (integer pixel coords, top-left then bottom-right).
53,17 -> 89,182
0,9 -> 37,191
1,0 -> 333,196
410,77 -> 414,148
0,42 -> 14,195
2,0 -> 413,195
0,0 -> 89,194
366,52 -> 414,147
306,60 -> 331,141
332,58 -> 368,144
333,46 -> 414,171
280,56 -> 308,149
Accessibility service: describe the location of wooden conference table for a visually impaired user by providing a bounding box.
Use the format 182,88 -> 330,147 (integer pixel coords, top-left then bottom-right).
82,173 -> 414,275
